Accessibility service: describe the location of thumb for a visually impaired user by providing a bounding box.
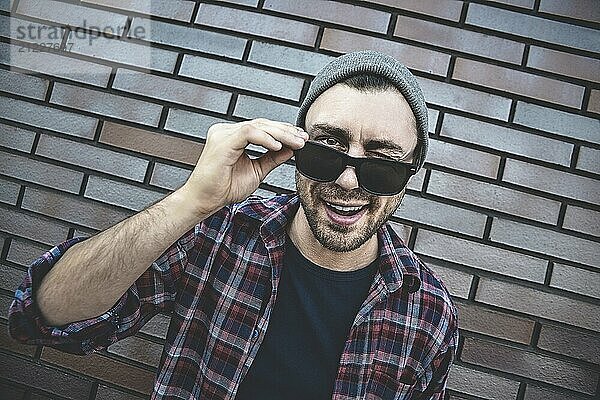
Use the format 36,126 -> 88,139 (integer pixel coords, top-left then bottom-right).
255,148 -> 294,181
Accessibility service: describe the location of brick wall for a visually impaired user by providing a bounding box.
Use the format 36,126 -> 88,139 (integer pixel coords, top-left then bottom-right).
0,0 -> 598,399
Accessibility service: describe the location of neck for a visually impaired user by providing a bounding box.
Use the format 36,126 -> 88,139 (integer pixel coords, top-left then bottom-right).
287,206 -> 379,271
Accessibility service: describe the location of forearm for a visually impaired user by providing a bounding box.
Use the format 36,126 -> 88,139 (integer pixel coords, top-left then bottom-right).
36,186 -> 213,326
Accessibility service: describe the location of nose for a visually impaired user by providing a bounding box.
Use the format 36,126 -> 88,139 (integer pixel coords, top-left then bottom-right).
334,166 -> 359,191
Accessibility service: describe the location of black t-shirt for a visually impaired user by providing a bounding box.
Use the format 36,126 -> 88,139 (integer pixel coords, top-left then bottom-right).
236,237 -> 378,400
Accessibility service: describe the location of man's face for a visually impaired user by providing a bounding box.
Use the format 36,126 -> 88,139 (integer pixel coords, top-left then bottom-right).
296,83 -> 419,252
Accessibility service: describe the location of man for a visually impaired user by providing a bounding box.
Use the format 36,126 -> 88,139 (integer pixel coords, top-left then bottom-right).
9,51 -> 458,399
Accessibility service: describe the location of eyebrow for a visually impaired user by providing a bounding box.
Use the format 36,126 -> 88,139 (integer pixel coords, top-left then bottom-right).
310,123 -> 406,155
310,123 -> 351,142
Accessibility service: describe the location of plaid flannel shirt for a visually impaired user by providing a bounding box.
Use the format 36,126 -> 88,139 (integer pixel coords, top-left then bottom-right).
9,194 -> 458,399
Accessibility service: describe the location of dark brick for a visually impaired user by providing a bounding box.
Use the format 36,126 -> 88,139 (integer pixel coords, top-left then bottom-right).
588,89 -> 600,114
550,263 -> 599,299
96,385 -> 145,400
85,175 -> 166,211
0,68 -> 48,99
112,69 -> 231,113
0,380 -> 26,400
524,385 -> 589,400
248,41 -> 334,76
83,0 -> 195,22
139,313 -> 171,340
364,0 -> 463,21
427,138 -> 501,178
0,205 -> 70,244
0,177 -> 20,205
527,46 -> 599,83
426,263 -> 473,299
538,0 -> 600,24
0,292 -> 13,319
233,95 -> 298,124
108,335 -> 163,367
36,134 -> 149,182
164,109 -> 227,139
149,163 -> 191,191
476,277 -> 600,332
0,123 -> 36,152
576,146 -> 600,175
415,229 -> 548,283
538,323 -> 600,364
461,337 -> 598,394
195,3 -> 319,46
447,364 -> 520,400
0,150 -> 84,194
129,17 -> 247,59
0,262 -> 25,292
0,96 -> 98,139
563,205 -> 599,237
6,237 -> 52,267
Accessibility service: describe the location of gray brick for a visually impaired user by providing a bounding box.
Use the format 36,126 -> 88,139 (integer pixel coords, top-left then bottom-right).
417,77 -> 512,120
527,46 -> 600,83
264,0 -> 391,34
0,262 -> 26,291
503,159 -> 600,205
6,237 -> 52,266
195,3 -> 319,46
180,55 -> 305,101
0,14 -> 64,45
139,313 -> 170,339
83,0 -> 195,22
524,385 -> 589,400
427,170 -> 561,224
0,205 -> 70,244
406,167 -> 426,192
563,205 -> 600,237
538,323 -> 600,364
248,42 -> 335,76
538,0 -> 600,24
476,277 -> 600,332
22,186 -> 132,231
85,175 -> 166,211
51,82 -> 163,126
234,95 -> 298,124
576,146 -> 600,174
107,335 -> 163,367
36,135 -> 149,182
457,301 -> 535,344
0,177 -> 20,205
426,263 -> 473,299
479,0 -> 535,9
0,123 -> 36,152
219,0 -> 258,5
514,102 -> 600,145
415,229 -> 548,282
388,221 -> 411,244
129,17 -> 247,59
112,69 -> 231,113
0,96 -> 98,139
550,263 -> 600,299
67,31 -> 178,73
96,385 -> 145,400
427,139 -> 501,178
263,162 -> 295,191
461,337 -> 598,394
364,0 -> 463,21
442,113 -> 574,166
0,150 -> 84,194
164,108 -> 227,139
0,68 -> 48,99
0,42 -> 111,87
447,364 -> 520,400
395,195 -> 487,237
466,3 -> 600,53
0,0 -> 13,11
150,162 -> 191,190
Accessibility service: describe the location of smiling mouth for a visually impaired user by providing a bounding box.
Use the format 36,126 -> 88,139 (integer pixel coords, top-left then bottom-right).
324,201 -> 368,216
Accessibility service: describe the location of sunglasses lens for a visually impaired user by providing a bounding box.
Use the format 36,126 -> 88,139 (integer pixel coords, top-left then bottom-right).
359,161 -> 409,195
295,142 -> 344,181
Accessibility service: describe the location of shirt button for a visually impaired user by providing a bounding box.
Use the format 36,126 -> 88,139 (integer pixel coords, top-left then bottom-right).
252,329 -> 259,340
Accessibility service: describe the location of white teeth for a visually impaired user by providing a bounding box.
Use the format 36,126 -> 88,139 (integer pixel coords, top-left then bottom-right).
326,202 -> 363,212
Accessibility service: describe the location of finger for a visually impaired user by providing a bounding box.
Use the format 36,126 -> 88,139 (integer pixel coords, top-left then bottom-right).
252,121 -> 307,149
232,125 -> 283,152
254,148 -> 294,180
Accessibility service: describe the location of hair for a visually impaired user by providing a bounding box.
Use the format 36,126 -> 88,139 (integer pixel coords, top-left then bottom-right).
341,73 -> 396,92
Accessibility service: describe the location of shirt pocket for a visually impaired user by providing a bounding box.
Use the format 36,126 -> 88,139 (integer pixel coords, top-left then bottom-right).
366,359 -> 420,400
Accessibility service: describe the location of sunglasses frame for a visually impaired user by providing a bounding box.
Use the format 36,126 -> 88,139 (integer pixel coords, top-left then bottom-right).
294,140 -> 420,196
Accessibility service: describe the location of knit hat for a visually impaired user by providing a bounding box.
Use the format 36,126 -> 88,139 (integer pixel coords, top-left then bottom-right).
296,50 -> 428,171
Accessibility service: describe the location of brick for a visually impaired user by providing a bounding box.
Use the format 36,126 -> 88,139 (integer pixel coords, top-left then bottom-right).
150,162 -> 191,191
461,337 -> 598,394
538,323 -> 600,364
0,68 -> 48,99
550,263 -> 600,299
0,0 -> 13,11
83,0 -> 195,22
427,170 -> 561,224
0,96 -> 98,139
563,205 -> 600,237
427,139 -> 501,178
129,17 -> 247,59
514,102 -> 600,145
264,0 -> 390,33
85,175 -> 166,211
395,195 -> 487,237
442,114 -> 574,167
0,123 -> 36,152
219,0 -> 258,5
96,385 -> 145,400
524,385 -> 589,400
447,364 -> 520,400
67,31 -> 178,73
1,14 -> 64,45
42,347 -> 155,395
576,146 -> 600,175
363,0 -> 463,21
486,0 -> 535,8
456,301 -> 535,344
0,262 -> 26,291
417,77 -> 512,120
164,109 -> 227,139
453,58 -> 585,109
180,55 -> 305,101
112,69 -> 231,114
0,292 -> 13,319
6,237 -> 52,267
36,134 -> 149,182
248,41 -> 335,76
476,277 -> 600,332
388,221 -> 411,244
0,42 -> 111,87
0,150 -> 84,194
425,263 -> 473,299
406,167 -> 426,192
0,206 -> 70,244
0,380 -> 26,400
503,158 -> 600,204
234,95 -> 298,124
539,0 -> 600,24
466,3 -> 600,53
263,162 -> 295,191
107,335 -> 163,367
394,16 -> 524,64
100,122 -> 203,166
22,186 -> 133,231
588,89 -> 600,114
415,229 -> 547,282
527,46 -> 600,83
195,3 -> 319,46
50,82 -> 163,127
0,177 -> 20,205
139,313 -> 171,339
321,29 -> 450,76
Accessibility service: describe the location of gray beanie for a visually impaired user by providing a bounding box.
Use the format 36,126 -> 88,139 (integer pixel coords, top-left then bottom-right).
296,50 -> 428,171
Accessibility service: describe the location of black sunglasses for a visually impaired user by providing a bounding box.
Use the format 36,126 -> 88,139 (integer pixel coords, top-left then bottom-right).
294,141 -> 418,196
